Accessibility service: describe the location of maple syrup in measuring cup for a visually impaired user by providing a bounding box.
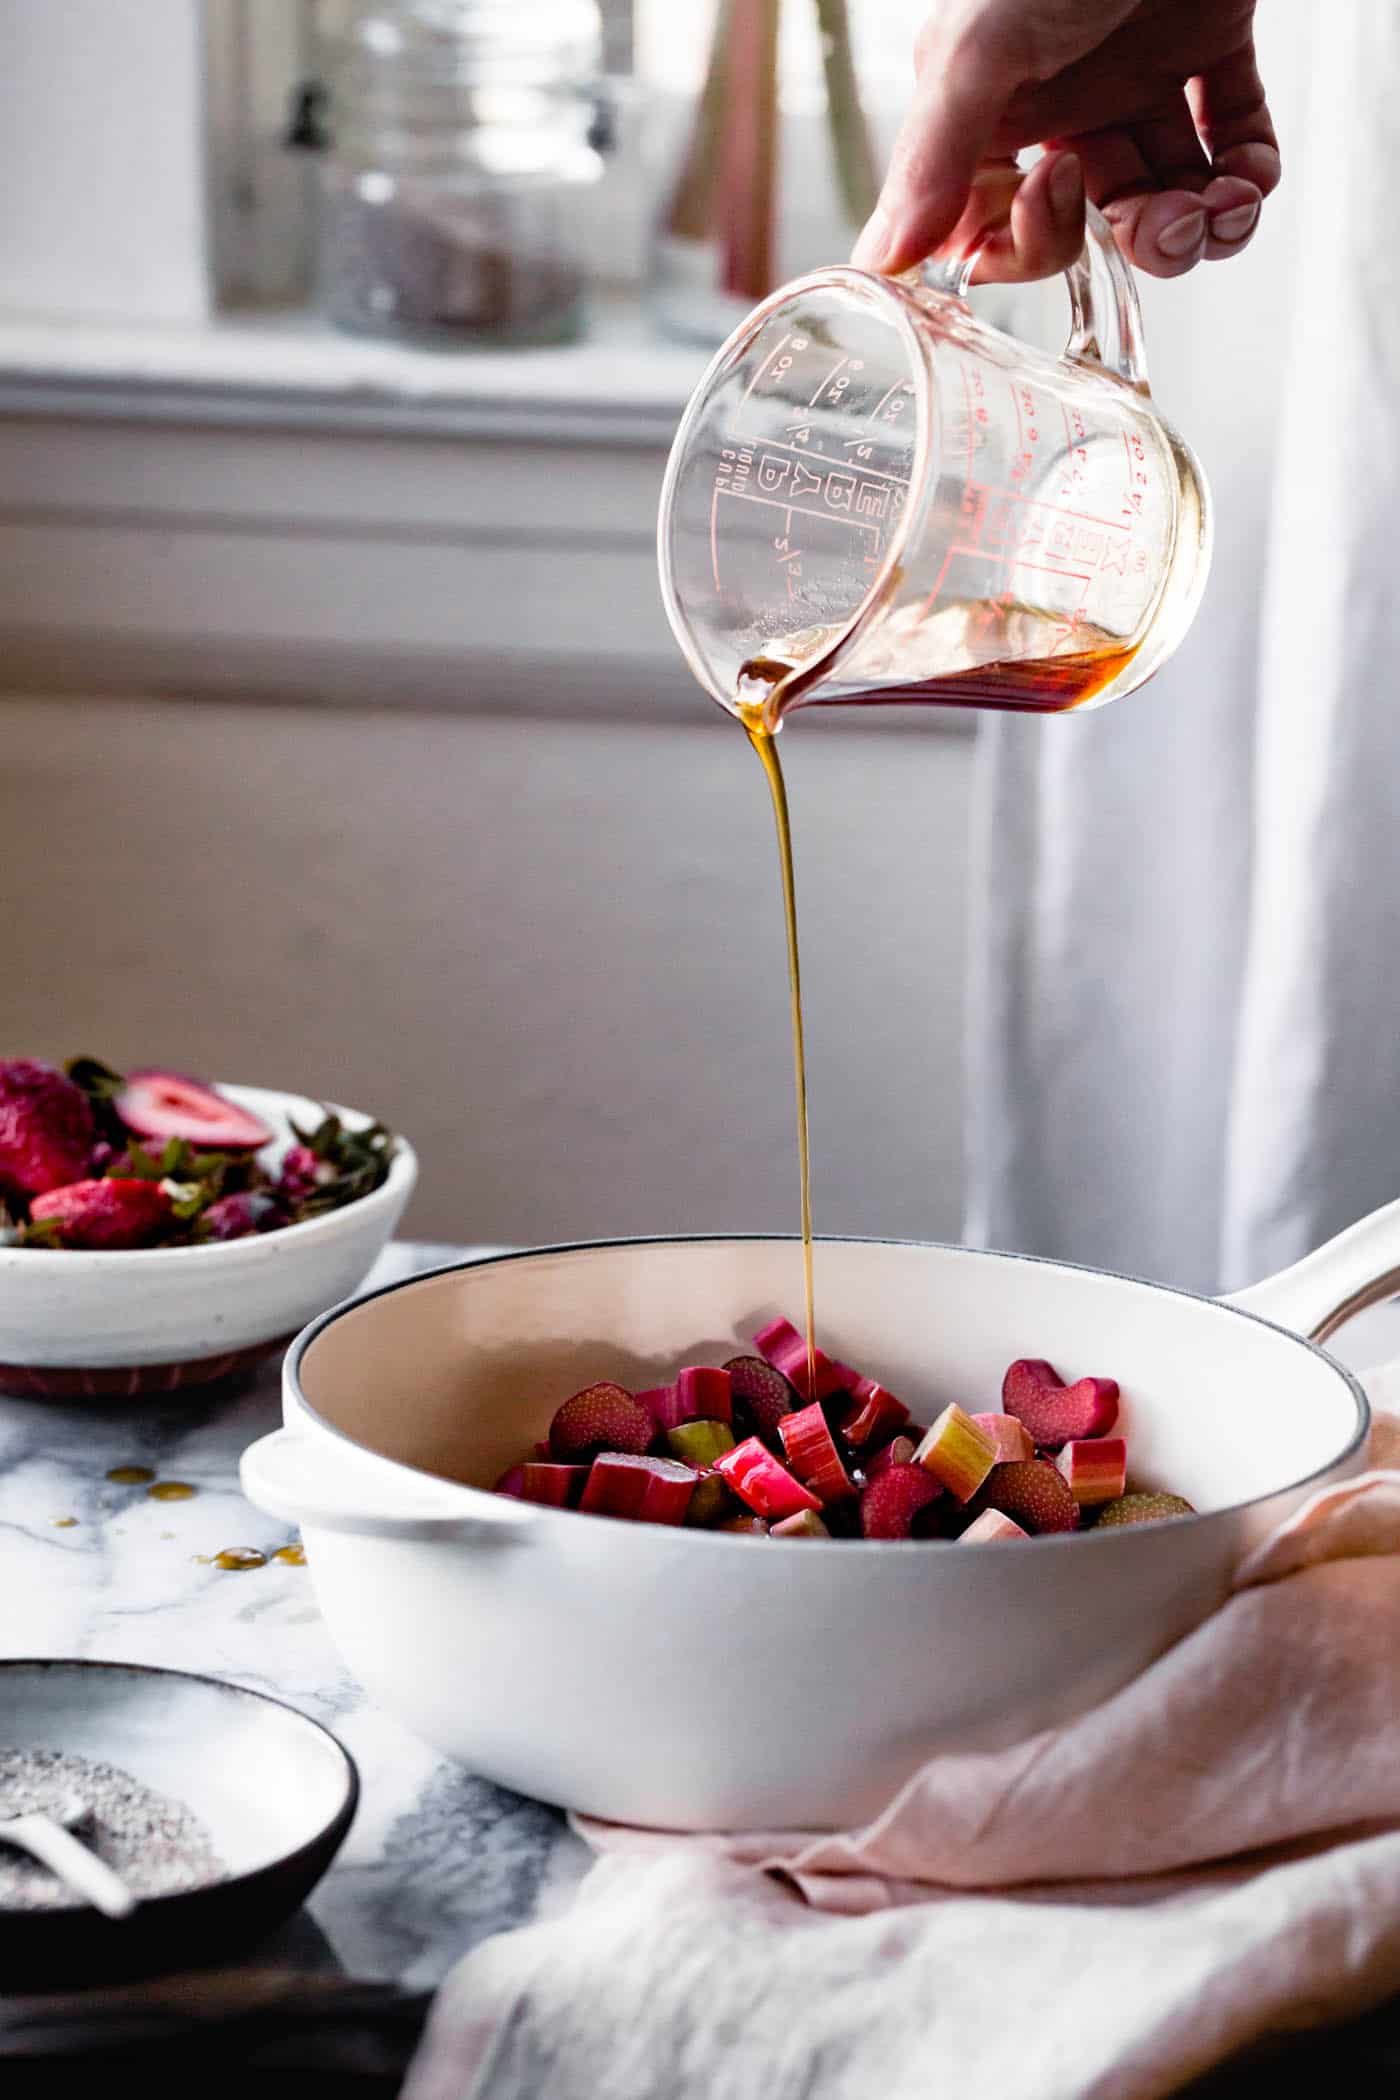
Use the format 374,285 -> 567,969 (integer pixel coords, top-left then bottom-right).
659,204 -> 1211,727
657,209 -> 1211,1381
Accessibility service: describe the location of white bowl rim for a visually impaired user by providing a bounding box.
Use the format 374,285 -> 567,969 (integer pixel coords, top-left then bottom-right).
0,1083 -> 417,1272
284,1231 -> 1372,1552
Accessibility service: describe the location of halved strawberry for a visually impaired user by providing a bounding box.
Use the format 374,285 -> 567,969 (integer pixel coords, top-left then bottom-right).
29,1177 -> 173,1251
961,1459 -> 1080,1536
115,1070 -> 273,1152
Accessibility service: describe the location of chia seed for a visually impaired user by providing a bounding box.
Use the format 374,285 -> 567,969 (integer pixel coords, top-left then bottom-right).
0,1748 -> 227,1910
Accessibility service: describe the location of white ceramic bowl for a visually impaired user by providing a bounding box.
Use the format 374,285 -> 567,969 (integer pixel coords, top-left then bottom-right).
241,1204 -> 1398,1832
0,1084 -> 417,1398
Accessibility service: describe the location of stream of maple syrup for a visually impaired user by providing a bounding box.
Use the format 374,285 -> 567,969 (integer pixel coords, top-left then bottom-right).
735,614 -> 1141,1390
737,688 -> 817,1399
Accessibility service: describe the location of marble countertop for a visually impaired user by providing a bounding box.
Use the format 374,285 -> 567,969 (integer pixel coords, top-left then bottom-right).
0,1241 -> 591,1992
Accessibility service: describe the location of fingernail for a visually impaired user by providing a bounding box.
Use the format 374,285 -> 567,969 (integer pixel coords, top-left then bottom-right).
852,207 -> 893,271
1049,153 -> 1082,215
1156,208 -> 1207,258
1209,200 -> 1260,244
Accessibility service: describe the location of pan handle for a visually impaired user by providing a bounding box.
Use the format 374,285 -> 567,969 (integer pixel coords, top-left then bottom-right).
1220,1195 -> 1400,1344
240,1430 -> 539,1546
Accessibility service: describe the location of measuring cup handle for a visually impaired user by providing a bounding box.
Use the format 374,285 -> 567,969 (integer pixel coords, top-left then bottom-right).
1064,202 -> 1151,394
922,197 -> 1150,395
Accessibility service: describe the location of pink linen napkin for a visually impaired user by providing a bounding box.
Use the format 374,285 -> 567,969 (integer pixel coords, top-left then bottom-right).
404,1383 -> 1400,2100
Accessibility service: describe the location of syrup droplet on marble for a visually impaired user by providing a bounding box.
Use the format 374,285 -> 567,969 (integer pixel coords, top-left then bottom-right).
51,1516 -> 77,1528
147,1480 -> 197,1502
106,1465 -> 155,1485
272,1542 -> 306,1566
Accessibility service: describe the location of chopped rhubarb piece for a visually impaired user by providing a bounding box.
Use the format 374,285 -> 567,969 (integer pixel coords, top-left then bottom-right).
1002,1359 -> 1119,1450
532,1441 -> 552,1462
772,1508 -> 830,1540
1055,1437 -> 1127,1507
685,1471 -> 738,1527
963,1459 -> 1079,1536
635,1385 -> 676,1428
666,1420 -> 736,1467
675,1365 -> 734,1424
718,1514 -> 770,1535
494,1464 -> 527,1497
518,1462 -> 589,1508
864,1434 -> 916,1480
913,1404 -> 998,1503
751,1316 -> 845,1404
859,1463 -> 944,1540
971,1412 -> 1035,1464
579,1452 -> 697,1525
839,1378 -> 910,1449
960,1508 -> 1030,1543
778,1402 -> 856,1505
549,1382 -> 655,1463
1093,1491 -> 1196,1529
723,1354 -> 797,1438
713,1435 -> 821,1520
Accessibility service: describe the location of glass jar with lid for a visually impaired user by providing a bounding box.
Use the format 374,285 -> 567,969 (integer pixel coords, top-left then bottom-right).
319,0 -> 603,346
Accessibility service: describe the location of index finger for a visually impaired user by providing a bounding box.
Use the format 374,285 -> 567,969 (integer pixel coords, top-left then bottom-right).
852,24 -> 1011,272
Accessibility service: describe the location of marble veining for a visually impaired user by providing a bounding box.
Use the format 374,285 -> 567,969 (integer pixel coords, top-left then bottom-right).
0,1241 -> 590,1986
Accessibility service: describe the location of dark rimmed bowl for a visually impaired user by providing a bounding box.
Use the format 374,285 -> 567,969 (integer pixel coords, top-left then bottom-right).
0,1661 -> 357,1988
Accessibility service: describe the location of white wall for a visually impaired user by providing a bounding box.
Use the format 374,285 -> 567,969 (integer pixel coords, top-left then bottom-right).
0,694 -> 971,1247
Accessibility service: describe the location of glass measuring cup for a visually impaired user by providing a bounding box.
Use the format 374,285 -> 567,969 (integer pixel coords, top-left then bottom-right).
658,205 -> 1211,727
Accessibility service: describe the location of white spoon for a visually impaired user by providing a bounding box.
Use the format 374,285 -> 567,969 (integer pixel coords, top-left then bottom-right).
0,1792 -> 137,1918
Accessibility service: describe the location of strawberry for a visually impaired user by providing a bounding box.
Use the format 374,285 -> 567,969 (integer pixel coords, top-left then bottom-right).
0,1060 -> 96,1198
859,1463 -> 944,1540
548,1383 -> 656,1463
1092,1492 -> 1196,1529
1001,1359 -> 1120,1450
29,1177 -> 173,1250
961,1459 -> 1080,1536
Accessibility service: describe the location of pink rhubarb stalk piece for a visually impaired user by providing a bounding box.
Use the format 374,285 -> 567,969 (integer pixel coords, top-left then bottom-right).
752,1317 -> 846,1406
772,1508 -> 831,1540
1055,1437 -> 1128,1507
494,1464 -> 527,1498
913,1404 -> 998,1503
960,1508 -> 1030,1544
635,1385 -> 675,1428
863,1434 -> 916,1480
778,1402 -> 856,1505
549,1383 -> 656,1464
1001,1359 -> 1120,1450
839,1377 -> 910,1449
713,1435 -> 821,1520
971,1412 -> 1035,1465
674,1366 -> 734,1426
518,1462 -> 589,1509
579,1453 -> 697,1526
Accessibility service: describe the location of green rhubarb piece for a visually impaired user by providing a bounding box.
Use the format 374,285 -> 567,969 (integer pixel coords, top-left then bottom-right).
686,1473 -> 738,1528
667,1420 -> 737,1467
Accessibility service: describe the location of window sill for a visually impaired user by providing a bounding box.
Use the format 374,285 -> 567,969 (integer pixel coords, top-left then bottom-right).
0,294 -> 712,446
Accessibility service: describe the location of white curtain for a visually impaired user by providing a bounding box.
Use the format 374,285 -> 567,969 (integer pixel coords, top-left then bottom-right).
965,0 -> 1400,1296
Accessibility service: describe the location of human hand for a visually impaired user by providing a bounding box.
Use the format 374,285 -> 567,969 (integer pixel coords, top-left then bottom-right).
853,0 -> 1279,282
